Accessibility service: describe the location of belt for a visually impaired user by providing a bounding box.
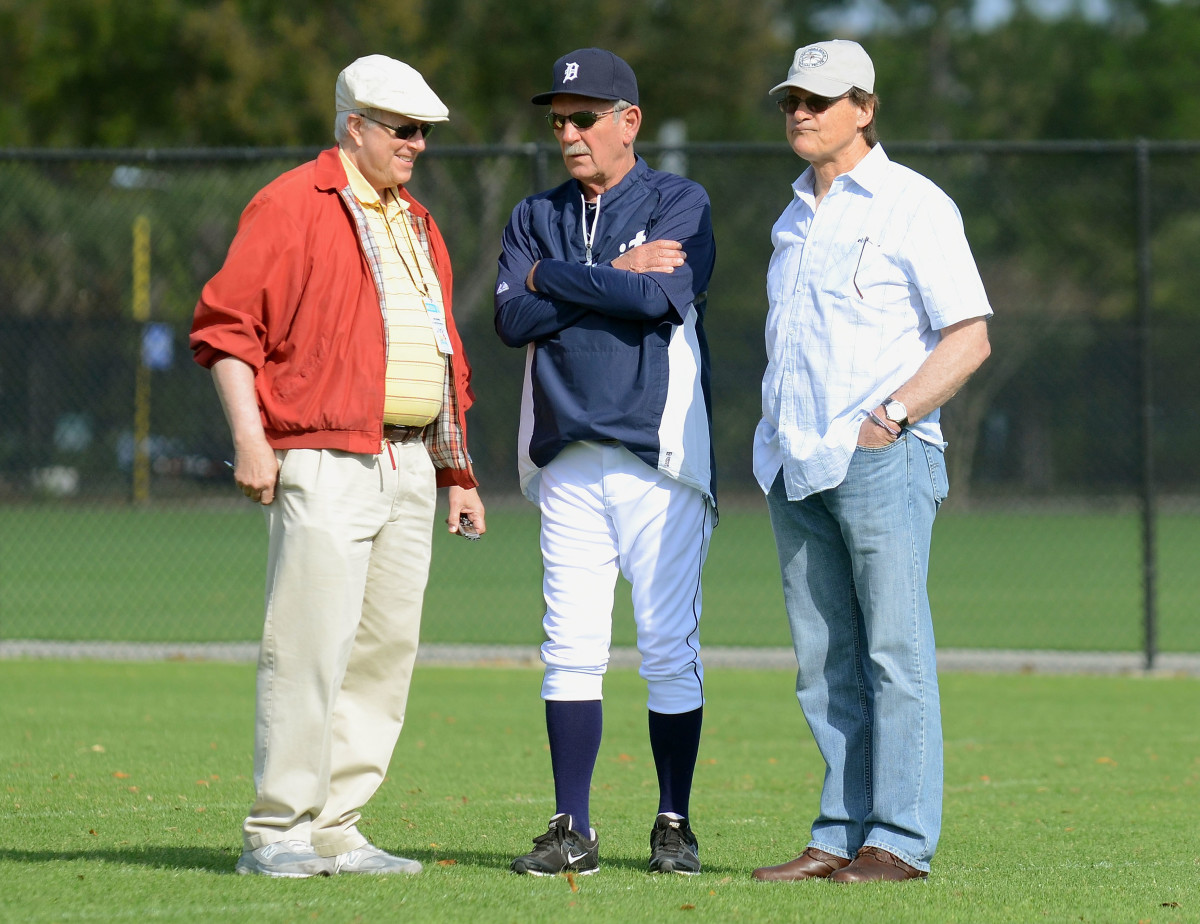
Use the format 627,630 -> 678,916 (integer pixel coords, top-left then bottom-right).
382,424 -> 427,444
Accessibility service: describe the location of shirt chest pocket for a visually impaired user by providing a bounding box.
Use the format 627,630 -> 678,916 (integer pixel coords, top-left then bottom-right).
818,237 -> 907,306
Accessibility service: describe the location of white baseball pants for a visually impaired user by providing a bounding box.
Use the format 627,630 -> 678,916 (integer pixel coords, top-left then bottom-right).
538,440 -> 712,714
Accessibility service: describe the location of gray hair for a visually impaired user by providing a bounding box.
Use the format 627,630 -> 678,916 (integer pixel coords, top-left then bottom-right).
587,99 -> 634,121
334,107 -> 399,144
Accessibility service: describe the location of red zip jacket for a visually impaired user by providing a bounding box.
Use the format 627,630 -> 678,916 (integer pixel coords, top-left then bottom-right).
190,147 -> 476,489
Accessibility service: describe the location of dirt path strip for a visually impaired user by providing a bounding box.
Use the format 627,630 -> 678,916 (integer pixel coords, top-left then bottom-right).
2,640 -> 1197,675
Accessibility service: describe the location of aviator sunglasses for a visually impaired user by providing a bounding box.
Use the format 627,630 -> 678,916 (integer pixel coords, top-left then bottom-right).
546,108 -> 619,131
777,91 -> 850,115
362,114 -> 434,141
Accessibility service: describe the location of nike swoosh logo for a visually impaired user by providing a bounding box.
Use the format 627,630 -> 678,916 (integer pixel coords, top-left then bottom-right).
566,850 -> 588,864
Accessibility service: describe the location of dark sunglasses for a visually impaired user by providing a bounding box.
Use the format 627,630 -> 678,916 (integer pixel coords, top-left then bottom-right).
777,92 -> 850,115
546,109 -> 618,132
362,114 -> 434,141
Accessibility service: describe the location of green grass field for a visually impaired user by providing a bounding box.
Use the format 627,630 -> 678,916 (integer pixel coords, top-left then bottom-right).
2,503 -> 1199,651
3,661 -> 1197,923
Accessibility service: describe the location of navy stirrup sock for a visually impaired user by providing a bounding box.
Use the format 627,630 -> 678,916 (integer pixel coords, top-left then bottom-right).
648,706 -> 704,819
546,699 -> 603,834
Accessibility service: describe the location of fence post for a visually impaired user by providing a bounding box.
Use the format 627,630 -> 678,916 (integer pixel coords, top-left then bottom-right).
1135,139 -> 1157,670
132,215 -> 151,505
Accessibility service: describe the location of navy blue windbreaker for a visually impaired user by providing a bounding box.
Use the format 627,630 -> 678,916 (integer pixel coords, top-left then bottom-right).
494,157 -> 717,506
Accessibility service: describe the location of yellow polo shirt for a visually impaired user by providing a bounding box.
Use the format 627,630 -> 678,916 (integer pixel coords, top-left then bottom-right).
340,149 -> 445,427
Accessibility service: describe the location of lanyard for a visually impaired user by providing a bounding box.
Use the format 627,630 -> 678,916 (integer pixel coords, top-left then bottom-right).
581,193 -> 602,266
377,190 -> 453,355
380,191 -> 432,298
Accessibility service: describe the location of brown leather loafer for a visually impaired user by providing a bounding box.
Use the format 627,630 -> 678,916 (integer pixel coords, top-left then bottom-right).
752,847 -> 852,881
829,846 -> 928,882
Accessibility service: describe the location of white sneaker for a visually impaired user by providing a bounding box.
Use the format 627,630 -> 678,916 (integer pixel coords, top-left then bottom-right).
334,843 -> 422,875
236,840 -> 335,878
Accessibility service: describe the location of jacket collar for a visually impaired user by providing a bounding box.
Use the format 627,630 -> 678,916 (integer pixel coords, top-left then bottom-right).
314,146 -> 430,219
315,146 -> 348,192
585,154 -> 648,206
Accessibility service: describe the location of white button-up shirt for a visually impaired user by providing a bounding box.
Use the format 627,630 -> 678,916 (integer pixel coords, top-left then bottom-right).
753,144 -> 993,500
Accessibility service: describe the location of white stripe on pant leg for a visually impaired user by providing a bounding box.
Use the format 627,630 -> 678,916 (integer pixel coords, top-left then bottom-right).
638,501 -> 710,715
598,446 -> 711,714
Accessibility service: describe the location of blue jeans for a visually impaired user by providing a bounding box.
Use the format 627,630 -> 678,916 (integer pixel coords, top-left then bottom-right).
766,433 -> 948,871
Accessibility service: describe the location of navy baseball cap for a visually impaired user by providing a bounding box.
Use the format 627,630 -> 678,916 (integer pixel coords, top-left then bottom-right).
531,48 -> 639,106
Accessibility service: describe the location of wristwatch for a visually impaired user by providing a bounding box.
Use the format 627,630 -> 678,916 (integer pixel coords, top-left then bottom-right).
883,397 -> 909,429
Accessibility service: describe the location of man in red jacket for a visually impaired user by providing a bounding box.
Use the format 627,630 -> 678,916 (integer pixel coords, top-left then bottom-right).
190,54 -> 485,878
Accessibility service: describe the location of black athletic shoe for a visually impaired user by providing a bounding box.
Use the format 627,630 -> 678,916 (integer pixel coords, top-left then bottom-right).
511,813 -> 599,876
649,813 -> 701,874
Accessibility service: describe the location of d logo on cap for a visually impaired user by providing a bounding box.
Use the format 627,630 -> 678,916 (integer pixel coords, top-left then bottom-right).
531,47 -> 640,106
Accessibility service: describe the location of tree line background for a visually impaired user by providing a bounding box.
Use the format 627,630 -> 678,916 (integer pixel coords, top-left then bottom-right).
3,0 -> 1198,149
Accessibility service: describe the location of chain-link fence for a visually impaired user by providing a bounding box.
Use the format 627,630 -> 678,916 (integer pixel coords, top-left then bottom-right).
1,141 -> 1197,662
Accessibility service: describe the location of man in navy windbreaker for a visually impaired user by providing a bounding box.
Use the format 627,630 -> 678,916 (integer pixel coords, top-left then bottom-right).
495,47 -> 717,879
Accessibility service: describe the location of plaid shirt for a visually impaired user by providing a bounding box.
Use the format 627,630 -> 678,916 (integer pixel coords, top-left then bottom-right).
340,186 -> 472,479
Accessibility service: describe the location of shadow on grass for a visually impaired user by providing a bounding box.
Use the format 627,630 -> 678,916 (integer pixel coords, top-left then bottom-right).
0,846 -> 237,873
1,845 -> 739,878
0,845 -> 511,876
441,847 -> 740,876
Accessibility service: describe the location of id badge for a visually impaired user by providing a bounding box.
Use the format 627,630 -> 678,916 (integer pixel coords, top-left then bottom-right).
424,298 -> 454,354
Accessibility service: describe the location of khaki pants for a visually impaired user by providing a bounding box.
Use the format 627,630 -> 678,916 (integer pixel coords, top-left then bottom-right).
243,443 -> 436,856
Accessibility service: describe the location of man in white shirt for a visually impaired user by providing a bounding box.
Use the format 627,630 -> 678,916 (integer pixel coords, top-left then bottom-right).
750,39 -> 991,884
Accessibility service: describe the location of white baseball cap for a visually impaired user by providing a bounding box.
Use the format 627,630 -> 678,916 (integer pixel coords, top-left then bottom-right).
769,40 -> 875,97
335,54 -> 449,122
